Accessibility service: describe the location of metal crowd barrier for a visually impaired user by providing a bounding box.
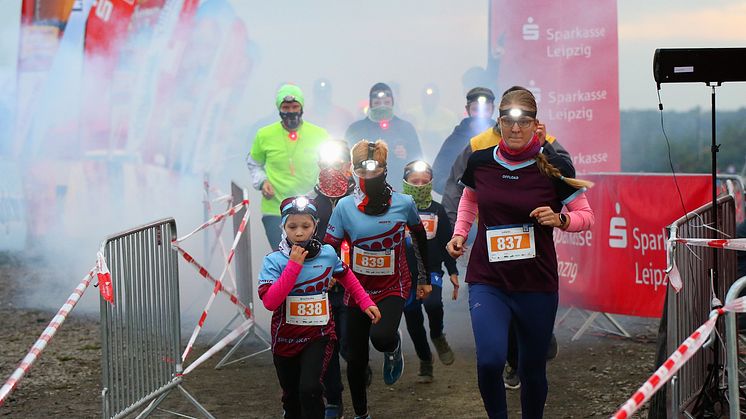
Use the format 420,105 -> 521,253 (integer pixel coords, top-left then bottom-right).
665,195 -> 737,416
100,218 -> 213,418
725,276 -> 746,418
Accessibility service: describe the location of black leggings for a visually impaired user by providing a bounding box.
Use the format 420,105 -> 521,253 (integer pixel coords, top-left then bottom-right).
404,285 -> 444,361
273,336 -> 333,419
346,296 -> 405,416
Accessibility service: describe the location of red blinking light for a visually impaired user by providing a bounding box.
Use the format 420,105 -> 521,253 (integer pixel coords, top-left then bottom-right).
379,120 -> 390,130
288,131 -> 298,141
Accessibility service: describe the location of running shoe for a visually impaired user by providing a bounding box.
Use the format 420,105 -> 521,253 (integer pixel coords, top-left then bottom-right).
417,357 -> 434,383
353,414 -> 371,419
431,334 -> 455,365
382,331 -> 404,385
325,402 -> 343,419
503,364 -> 520,390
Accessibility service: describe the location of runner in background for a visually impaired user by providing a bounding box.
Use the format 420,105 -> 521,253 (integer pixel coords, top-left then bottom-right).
431,87 -> 496,195
345,83 -> 422,183
258,196 -> 380,419
324,140 -> 431,419
400,160 -> 459,384
247,84 -> 329,249
446,88 -> 594,419
307,139 -> 356,419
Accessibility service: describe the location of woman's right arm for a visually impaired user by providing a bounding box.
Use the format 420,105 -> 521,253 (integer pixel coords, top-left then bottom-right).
454,187 -> 478,238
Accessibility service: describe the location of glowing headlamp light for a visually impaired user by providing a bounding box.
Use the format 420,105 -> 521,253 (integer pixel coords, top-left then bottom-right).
376,91 -> 385,98
294,196 -> 309,210
477,96 -> 487,105
362,160 -> 379,171
426,88 -> 434,95
319,141 -> 347,166
412,161 -> 428,173
498,108 -> 537,119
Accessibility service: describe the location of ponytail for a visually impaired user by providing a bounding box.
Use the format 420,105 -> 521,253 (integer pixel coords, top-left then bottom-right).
534,153 -> 594,189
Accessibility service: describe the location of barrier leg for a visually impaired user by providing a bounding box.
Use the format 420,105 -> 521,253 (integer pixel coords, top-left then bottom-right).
214,323 -> 272,369
572,311 -> 600,341
178,385 -> 216,419
133,383 -> 215,419
602,312 -> 632,338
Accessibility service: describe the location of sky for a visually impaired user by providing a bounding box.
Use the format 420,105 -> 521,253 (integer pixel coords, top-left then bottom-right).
228,0 -> 746,121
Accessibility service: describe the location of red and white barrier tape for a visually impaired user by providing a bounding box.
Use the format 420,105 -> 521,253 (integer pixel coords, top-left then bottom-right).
181,207 -> 250,362
611,296 -> 746,419
673,237 -> 746,252
182,317 -> 254,375
0,269 -> 96,406
175,199 -> 248,243
172,243 -> 251,318
204,200 -> 239,291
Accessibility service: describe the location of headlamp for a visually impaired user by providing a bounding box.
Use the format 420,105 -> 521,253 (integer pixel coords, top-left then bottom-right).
403,160 -> 433,180
425,88 -> 434,95
318,141 -> 348,166
412,161 -> 428,172
294,196 -> 309,210
376,91 -> 385,98
499,108 -> 537,119
355,141 -> 384,173
283,95 -> 297,103
477,96 -> 487,104
363,160 -> 378,171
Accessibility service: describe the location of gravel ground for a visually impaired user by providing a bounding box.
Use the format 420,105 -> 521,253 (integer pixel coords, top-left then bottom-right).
0,253 -> 658,418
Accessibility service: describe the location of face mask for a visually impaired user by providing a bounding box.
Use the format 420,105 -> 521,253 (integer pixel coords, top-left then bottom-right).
368,105 -> 394,123
353,170 -> 393,215
318,167 -> 352,198
357,169 -> 388,196
402,181 -> 433,209
280,111 -> 303,130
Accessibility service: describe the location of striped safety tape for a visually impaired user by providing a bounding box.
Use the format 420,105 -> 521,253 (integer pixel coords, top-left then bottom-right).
0,269 -> 96,406
611,296 -> 746,418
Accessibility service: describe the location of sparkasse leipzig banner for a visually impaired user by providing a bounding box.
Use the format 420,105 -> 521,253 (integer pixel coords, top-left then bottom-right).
555,174 -> 712,317
489,0 -> 620,172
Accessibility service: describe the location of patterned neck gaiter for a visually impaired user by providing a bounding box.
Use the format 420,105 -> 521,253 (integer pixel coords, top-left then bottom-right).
402,181 -> 433,209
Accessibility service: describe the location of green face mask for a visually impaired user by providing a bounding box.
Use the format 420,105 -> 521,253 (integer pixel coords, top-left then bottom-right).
402,181 -> 433,209
368,105 -> 394,122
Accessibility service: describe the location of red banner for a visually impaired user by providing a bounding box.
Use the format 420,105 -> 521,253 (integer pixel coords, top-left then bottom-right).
489,0 -> 620,173
556,174 -> 712,318
84,0 -> 136,59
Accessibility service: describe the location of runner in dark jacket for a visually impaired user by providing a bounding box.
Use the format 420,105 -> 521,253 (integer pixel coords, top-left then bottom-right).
432,87 -> 496,195
345,83 -> 422,184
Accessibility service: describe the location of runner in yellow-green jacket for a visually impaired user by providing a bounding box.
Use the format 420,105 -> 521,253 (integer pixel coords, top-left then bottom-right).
247,84 -> 330,248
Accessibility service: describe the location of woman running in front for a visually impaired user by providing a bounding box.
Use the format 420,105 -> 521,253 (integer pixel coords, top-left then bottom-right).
324,140 -> 431,419
258,196 -> 381,419
447,88 -> 594,419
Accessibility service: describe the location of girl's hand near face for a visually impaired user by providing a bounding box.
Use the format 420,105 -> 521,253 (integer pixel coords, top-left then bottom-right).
289,245 -> 308,264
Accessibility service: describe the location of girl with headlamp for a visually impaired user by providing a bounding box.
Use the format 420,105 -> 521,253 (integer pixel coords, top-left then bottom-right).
258,196 -> 380,419
400,159 -> 460,384
447,89 -> 595,419
324,140 -> 431,419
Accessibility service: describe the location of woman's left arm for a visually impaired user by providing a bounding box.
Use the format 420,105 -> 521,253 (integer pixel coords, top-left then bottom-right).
563,193 -> 594,232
